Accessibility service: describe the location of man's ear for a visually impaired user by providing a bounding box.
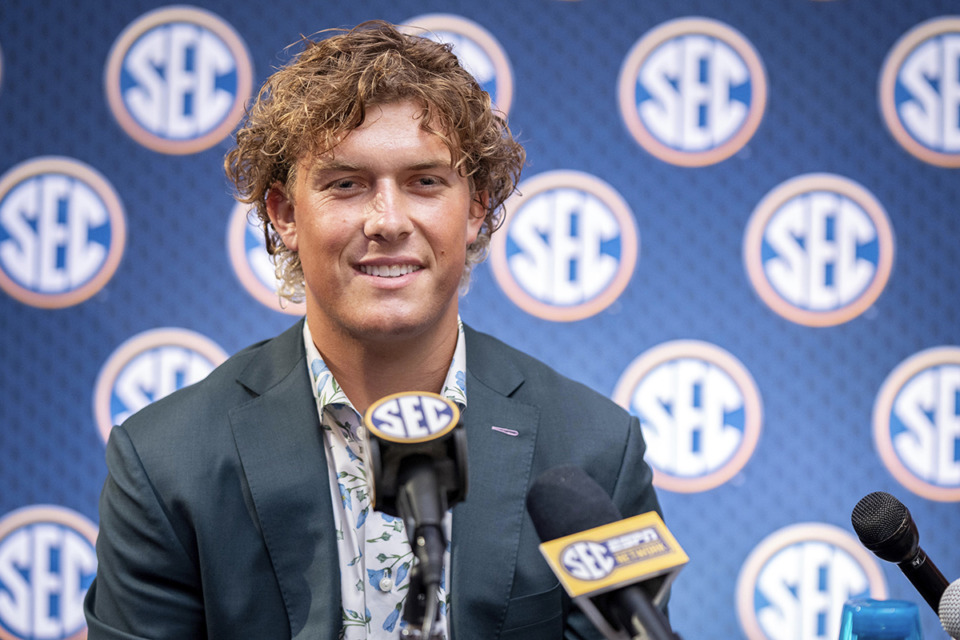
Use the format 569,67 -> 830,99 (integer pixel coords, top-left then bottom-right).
266,183 -> 298,252
467,190 -> 489,244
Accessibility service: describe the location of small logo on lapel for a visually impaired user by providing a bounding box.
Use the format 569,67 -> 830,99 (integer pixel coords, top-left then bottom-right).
491,426 -> 519,437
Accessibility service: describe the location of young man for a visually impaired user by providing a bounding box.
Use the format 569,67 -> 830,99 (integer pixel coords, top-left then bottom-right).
84,21 -> 663,640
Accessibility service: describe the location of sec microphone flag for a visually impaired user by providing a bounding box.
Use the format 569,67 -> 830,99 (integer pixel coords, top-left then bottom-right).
539,511 -> 688,606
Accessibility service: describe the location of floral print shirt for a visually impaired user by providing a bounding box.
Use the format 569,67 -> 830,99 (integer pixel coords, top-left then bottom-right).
303,319 -> 467,639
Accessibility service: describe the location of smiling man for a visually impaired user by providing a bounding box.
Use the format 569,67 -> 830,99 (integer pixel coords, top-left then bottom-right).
266,100 -> 485,412
84,21 -> 664,640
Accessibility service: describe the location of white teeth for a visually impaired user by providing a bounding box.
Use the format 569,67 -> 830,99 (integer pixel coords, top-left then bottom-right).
360,264 -> 421,277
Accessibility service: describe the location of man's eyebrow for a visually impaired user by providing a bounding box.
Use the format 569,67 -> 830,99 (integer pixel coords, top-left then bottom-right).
310,160 -> 361,173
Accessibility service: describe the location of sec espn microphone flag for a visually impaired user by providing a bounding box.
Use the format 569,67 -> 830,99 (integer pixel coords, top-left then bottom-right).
364,391 -> 468,639
526,465 -> 686,640
851,491 -> 949,614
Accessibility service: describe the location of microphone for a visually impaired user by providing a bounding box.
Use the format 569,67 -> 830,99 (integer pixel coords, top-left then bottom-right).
526,465 -> 684,640
363,392 -> 468,638
940,579 -> 960,639
850,491 -> 949,613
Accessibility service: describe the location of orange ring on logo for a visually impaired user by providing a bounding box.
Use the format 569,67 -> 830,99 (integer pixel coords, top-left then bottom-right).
743,173 -> 895,327
735,523 -> 887,640
0,504 -> 99,640
612,340 -> 763,493
105,6 -> 253,155
879,17 -> 960,167
490,170 -> 639,322
93,327 -> 228,443
618,17 -> 767,167
873,346 -> 960,502
0,157 -> 126,309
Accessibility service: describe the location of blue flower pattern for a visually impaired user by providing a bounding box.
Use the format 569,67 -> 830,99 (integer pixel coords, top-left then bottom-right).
306,320 -> 466,639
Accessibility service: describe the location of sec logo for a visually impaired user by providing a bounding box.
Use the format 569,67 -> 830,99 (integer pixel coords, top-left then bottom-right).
93,327 -> 228,443
874,346 -> 960,502
561,541 -> 615,581
736,523 -> 887,640
618,17 -> 767,166
0,505 -> 98,640
365,392 -> 460,444
105,6 -> 253,154
743,173 -> 895,327
402,14 -> 513,115
613,340 -> 762,493
490,170 -> 638,322
226,201 -> 305,315
879,17 -> 960,167
0,157 -> 126,309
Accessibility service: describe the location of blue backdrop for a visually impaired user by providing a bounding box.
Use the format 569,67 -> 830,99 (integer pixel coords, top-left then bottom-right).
1,1 -> 958,638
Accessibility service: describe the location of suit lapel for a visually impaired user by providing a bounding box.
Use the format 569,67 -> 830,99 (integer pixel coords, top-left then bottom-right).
451,326 -> 540,640
228,322 -> 341,639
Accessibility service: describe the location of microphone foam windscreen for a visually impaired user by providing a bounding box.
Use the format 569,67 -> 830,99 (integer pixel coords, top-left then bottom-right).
851,491 -> 908,546
941,579 -> 960,639
526,465 -> 621,542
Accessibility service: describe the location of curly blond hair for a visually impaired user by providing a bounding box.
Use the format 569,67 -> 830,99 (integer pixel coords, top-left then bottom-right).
224,20 -> 525,301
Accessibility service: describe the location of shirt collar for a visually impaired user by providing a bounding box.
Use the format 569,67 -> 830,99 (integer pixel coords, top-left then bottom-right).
302,318 -> 468,414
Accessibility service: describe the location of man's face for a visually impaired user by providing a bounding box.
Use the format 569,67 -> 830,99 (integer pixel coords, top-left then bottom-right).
267,100 -> 485,346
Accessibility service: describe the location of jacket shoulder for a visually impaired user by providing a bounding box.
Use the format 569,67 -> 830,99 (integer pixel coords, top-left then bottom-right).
116,322 -> 305,446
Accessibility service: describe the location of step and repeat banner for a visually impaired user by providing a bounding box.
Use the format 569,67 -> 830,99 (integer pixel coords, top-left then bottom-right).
1,0 -> 958,638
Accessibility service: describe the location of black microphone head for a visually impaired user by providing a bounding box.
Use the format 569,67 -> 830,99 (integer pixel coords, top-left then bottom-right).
851,491 -> 919,563
526,465 -> 621,542
940,579 -> 960,639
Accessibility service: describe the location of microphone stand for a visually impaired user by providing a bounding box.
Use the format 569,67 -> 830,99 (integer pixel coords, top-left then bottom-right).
397,458 -> 446,639
399,564 -> 443,639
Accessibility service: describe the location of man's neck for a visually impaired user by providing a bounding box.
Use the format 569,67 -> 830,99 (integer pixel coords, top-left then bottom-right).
307,316 -> 460,416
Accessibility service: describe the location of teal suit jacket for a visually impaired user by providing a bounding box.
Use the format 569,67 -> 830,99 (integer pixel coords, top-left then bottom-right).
84,321 -> 661,639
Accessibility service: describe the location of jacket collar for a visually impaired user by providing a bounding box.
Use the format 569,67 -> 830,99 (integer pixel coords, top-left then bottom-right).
229,319 -> 342,639
450,326 -> 541,639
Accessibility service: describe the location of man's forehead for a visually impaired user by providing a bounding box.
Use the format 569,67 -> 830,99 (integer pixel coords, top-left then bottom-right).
303,133 -> 456,172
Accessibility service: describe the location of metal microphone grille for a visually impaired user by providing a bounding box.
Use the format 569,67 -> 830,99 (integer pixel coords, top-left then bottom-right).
851,491 -> 908,546
941,579 -> 960,639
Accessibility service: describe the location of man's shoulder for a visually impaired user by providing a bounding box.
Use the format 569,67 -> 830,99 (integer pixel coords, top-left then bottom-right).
118,322 -> 305,439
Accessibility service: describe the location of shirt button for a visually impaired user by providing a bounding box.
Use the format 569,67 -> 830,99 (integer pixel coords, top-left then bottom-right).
379,576 -> 393,591
356,426 -> 366,440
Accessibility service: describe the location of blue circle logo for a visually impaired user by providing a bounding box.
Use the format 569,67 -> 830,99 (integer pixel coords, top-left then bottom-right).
736,523 -> 887,640
105,6 -> 253,154
874,346 -> 960,502
880,17 -> 960,167
490,170 -> 638,322
613,340 -> 763,493
93,327 -> 228,443
618,17 -> 767,166
0,157 -> 126,308
0,505 -> 98,640
743,174 -> 895,327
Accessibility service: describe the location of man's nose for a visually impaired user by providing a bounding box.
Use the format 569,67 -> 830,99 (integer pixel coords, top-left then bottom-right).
363,185 -> 414,241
